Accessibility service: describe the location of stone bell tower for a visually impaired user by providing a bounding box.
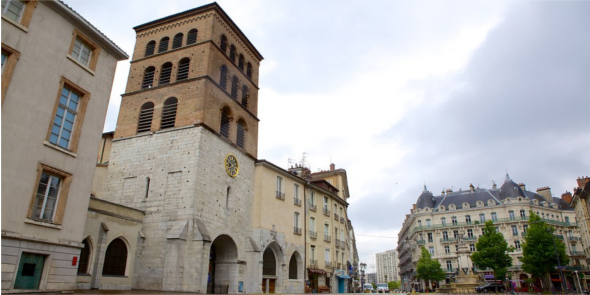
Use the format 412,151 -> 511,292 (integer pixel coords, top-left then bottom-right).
101,3 -> 264,292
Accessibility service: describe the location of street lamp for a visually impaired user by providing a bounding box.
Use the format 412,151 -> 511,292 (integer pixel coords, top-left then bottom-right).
575,270 -> 581,295
361,262 -> 367,293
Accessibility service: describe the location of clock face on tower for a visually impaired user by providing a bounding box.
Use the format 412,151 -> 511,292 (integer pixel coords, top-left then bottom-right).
225,154 -> 239,177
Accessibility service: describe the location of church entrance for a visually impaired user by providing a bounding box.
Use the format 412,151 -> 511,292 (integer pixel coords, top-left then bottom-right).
207,235 -> 238,294
262,247 -> 278,293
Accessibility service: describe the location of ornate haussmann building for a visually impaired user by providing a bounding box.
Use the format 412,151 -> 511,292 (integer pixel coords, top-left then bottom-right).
397,175 -> 588,292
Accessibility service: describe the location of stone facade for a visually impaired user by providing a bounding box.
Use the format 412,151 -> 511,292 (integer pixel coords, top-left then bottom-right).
1,1 -> 127,292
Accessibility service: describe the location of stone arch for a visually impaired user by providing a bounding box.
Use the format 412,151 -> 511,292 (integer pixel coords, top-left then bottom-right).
102,236 -> 130,276
77,235 -> 94,275
262,241 -> 283,293
208,234 -> 238,294
288,251 -> 303,280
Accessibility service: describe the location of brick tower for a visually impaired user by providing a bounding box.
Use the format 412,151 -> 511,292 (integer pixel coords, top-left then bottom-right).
101,3 -> 263,292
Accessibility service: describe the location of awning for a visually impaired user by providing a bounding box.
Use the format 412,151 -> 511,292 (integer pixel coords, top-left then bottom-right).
338,275 -> 351,279
307,268 -> 327,274
485,275 -> 495,279
551,279 -> 562,282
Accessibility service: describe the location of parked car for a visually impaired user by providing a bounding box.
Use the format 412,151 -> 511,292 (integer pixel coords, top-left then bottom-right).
364,284 -> 374,293
376,283 -> 389,293
475,283 -> 505,293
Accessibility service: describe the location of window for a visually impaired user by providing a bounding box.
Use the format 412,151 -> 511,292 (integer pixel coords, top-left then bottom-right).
509,211 -> 515,220
565,216 -> 570,225
453,230 -> 458,239
220,35 -> 228,52
48,81 -> 89,151
427,233 -> 433,242
428,247 -> 434,255
160,97 -> 177,129
442,231 -> 449,241
289,254 -> 298,279
311,246 -> 316,260
68,29 -> 100,71
276,176 -> 283,194
418,220 -> 422,227
470,244 -> 475,252
467,229 -> 473,238
102,238 -> 127,276
514,241 -> 521,250
465,215 -> 471,224
231,76 -> 239,99
246,62 -> 253,78
520,210 -> 526,219
2,0 -> 35,27
236,119 -> 246,148
294,184 -> 300,201
523,224 -> 528,234
172,33 -> 183,49
426,219 -> 431,227
324,223 -> 330,241
220,65 -> 228,89
77,238 -> 91,274
325,249 -> 331,265
158,37 -> 169,53
238,54 -> 245,71
159,62 -> 172,85
446,260 -> 452,270
145,40 -> 156,57
511,225 -> 518,236
187,29 -> 198,45
294,212 -> 300,233
309,217 -> 315,233
230,45 -> 237,62
137,102 -> 154,133
177,58 -> 190,81
455,245 -> 459,252
479,213 -> 485,223
241,86 -> 249,108
451,216 -> 457,225
310,191 -> 316,207
441,217 -> 446,226
71,37 -> 93,67
491,212 -> 497,222
1,44 -> 19,102
444,245 -> 450,254
220,107 -> 230,137
32,171 -> 61,222
141,66 -> 155,89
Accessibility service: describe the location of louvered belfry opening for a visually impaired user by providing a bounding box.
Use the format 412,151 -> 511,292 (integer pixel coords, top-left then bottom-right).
187,29 -> 198,45
236,120 -> 246,148
142,67 -> 155,89
161,97 -> 178,129
220,65 -> 228,89
137,102 -> 154,133
238,54 -> 245,71
241,86 -> 249,108
246,63 -> 253,78
231,76 -> 239,99
172,33 -> 183,49
177,58 -> 190,81
159,37 -> 169,53
145,40 -> 156,57
230,45 -> 237,62
220,107 -> 231,138
159,62 -> 173,85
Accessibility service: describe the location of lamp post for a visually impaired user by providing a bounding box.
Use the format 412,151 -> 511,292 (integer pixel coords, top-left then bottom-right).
548,227 -> 567,292
361,262 -> 367,293
575,270 -> 581,295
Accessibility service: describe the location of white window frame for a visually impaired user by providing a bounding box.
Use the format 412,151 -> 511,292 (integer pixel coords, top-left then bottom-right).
49,85 -> 80,149
294,212 -> 300,229
71,36 -> 93,67
276,176 -> 283,193
33,171 -> 62,222
294,184 -> 299,200
1,0 -> 25,23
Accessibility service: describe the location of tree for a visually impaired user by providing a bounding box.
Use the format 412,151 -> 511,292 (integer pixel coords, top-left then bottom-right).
471,220 -> 514,293
416,246 -> 446,290
520,211 -> 569,291
388,281 -> 401,291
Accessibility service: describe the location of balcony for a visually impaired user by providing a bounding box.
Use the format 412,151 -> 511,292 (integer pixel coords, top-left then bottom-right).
440,238 -> 457,243
276,191 -> 285,200
309,204 -> 317,212
341,240 -> 346,248
445,268 -> 457,273
310,231 -> 317,239
507,265 -> 523,271
325,261 -> 332,268
294,198 -> 302,206
465,236 -> 477,241
294,227 -> 302,235
340,217 -> 345,224
310,259 -> 317,267
324,234 -> 331,242
334,213 -> 339,221
554,234 -> 564,240
416,239 -> 426,245
568,236 -> 581,242
570,250 -> 585,257
335,239 -> 341,248
323,208 -> 330,216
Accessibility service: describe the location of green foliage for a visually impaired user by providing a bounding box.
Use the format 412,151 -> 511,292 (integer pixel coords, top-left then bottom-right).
416,246 -> 446,282
372,283 -> 377,289
388,281 -> 401,290
520,211 -> 570,278
471,220 -> 513,283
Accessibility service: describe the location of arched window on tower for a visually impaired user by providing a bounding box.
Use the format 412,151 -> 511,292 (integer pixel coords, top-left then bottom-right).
177,58 -> 190,81
231,76 -> 239,99
220,65 -> 228,89
145,40 -> 156,57
230,45 -> 237,63
102,238 -> 127,276
246,62 -> 253,78
236,119 -> 246,148
159,62 -> 173,85
220,107 -> 231,138
172,33 -> 183,49
238,54 -> 245,71
187,29 -> 198,45
137,102 -> 154,133
142,67 -> 156,89
241,86 -> 249,108
220,35 -> 228,53
158,37 -> 169,53
160,97 -> 178,129
77,238 -> 91,274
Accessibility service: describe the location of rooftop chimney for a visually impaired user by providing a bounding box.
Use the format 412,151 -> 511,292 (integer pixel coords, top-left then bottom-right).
536,186 -> 553,203
577,176 -> 590,188
518,183 -> 526,191
330,163 -> 335,171
561,191 -> 572,203
469,183 -> 475,192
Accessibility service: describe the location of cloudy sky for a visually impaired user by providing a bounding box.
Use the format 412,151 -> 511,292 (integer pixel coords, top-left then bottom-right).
69,0 -> 589,273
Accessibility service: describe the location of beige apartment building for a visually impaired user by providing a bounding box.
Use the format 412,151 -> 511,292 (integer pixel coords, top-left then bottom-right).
376,250 -> 399,284
570,177 -> 590,266
397,175 -> 587,292
1,0 -> 127,292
